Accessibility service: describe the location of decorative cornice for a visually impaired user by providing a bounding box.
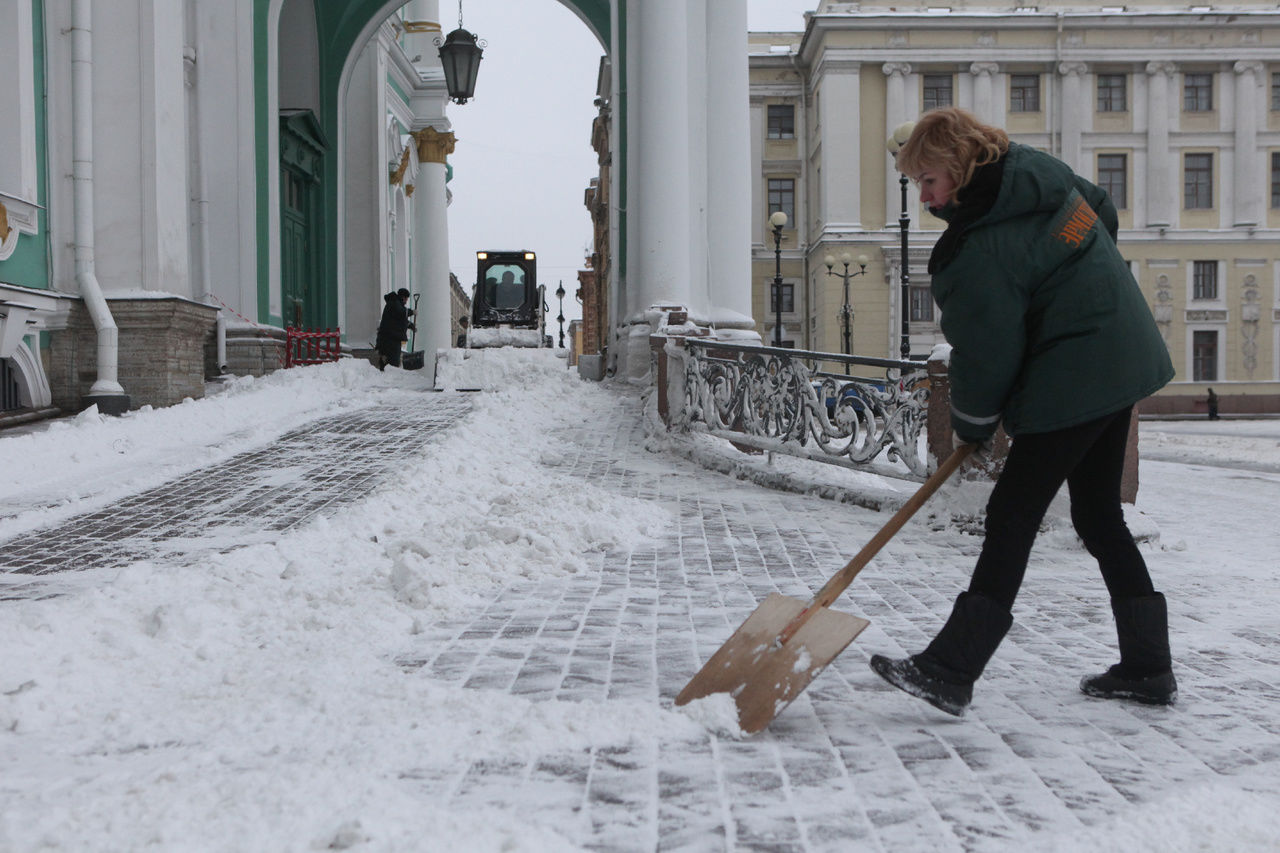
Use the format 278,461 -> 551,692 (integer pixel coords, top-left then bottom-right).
414,127 -> 456,164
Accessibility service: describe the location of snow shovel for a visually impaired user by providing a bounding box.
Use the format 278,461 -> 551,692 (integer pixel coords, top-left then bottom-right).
674,444 -> 974,733
402,294 -> 426,371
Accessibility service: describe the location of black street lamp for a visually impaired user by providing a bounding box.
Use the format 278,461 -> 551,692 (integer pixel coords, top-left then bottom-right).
887,121 -> 916,360
823,251 -> 868,371
555,281 -> 566,348
769,210 -> 788,347
436,2 -> 484,105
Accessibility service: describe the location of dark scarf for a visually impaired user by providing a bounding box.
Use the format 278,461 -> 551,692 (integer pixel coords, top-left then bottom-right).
927,154 -> 1006,274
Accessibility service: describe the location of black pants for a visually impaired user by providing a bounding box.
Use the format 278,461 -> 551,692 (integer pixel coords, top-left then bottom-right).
375,335 -> 402,369
968,406 -> 1155,609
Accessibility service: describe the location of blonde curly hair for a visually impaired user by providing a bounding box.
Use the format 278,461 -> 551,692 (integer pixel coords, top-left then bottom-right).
896,107 -> 1009,192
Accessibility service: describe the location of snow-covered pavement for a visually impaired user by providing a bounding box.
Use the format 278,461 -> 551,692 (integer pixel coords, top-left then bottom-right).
1,353 -> 1278,852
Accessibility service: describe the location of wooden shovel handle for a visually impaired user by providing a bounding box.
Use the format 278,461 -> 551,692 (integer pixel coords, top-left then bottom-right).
776,444 -> 974,646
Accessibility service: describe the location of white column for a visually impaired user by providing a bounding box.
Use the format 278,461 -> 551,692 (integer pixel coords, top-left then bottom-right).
970,62 -> 999,122
704,0 -> 755,333
413,128 -> 454,378
1058,62 -> 1088,173
883,62 -> 912,225
622,0 -> 696,381
137,0 -> 191,295
630,0 -> 693,315
819,61 -> 862,231
342,43 -> 385,346
402,0 -> 441,66
1145,61 -> 1176,228
1233,60 -> 1263,227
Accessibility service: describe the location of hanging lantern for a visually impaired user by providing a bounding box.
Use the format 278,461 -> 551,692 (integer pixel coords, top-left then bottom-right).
436,2 -> 484,105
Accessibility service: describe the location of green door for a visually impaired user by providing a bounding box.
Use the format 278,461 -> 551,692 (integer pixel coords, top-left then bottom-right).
279,111 -> 327,329
281,168 -> 313,327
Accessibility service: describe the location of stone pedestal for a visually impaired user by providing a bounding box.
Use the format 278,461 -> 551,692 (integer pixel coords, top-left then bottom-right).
48,297 -> 218,411
218,323 -> 287,377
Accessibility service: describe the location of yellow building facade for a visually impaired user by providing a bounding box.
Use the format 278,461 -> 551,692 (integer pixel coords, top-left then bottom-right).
750,1 -> 1280,413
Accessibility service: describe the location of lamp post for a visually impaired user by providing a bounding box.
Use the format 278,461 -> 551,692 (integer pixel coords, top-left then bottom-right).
555,281 -> 566,348
436,1 -> 484,105
769,210 -> 788,347
887,121 -> 916,360
823,252 -> 869,371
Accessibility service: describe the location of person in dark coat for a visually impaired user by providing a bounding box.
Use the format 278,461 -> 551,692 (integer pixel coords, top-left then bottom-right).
870,108 -> 1177,716
1207,388 -> 1220,420
375,288 -> 414,370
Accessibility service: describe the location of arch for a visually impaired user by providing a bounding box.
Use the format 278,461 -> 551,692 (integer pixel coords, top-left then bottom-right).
330,0 -> 609,71
257,0 -> 613,330
5,339 -> 51,409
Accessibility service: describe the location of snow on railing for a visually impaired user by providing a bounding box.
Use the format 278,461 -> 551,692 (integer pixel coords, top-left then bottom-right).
676,339 -> 932,478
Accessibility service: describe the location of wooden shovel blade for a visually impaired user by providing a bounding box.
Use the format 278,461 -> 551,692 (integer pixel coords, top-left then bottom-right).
674,593 -> 870,734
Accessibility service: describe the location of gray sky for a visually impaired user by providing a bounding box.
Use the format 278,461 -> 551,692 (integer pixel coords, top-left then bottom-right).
444,1 -> 815,329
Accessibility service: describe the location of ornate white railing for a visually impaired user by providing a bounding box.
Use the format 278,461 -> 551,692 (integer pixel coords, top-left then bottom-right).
676,340 -> 932,478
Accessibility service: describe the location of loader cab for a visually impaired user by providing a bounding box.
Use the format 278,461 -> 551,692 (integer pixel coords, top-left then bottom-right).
473,251 -> 541,329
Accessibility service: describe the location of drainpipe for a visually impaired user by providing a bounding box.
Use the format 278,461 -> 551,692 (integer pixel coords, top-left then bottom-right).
185,17 -> 223,374
71,0 -> 129,414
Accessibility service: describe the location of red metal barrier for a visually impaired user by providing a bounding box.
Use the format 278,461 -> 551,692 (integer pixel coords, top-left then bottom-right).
285,327 -> 342,368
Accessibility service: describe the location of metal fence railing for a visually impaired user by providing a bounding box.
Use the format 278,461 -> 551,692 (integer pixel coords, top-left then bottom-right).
676,339 -> 932,478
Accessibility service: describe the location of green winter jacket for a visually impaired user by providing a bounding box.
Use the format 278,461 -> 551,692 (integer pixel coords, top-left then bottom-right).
930,142 -> 1174,441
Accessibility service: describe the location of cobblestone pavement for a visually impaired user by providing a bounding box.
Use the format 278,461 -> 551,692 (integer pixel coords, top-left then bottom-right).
0,395 -> 471,598
5,386 -> 1279,850
397,393 -> 1280,851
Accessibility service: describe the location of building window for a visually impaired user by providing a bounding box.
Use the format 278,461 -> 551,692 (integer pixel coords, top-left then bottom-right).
1272,152 -> 1280,209
1097,73 -> 1127,112
768,178 -> 795,225
909,285 -> 934,322
770,282 -> 795,313
1272,72 -> 1280,111
1183,73 -> 1213,112
1184,153 -> 1213,209
767,104 -> 795,139
1192,330 -> 1217,382
1097,153 -> 1127,209
1009,74 -> 1041,112
923,74 -> 953,110
1192,261 -> 1218,301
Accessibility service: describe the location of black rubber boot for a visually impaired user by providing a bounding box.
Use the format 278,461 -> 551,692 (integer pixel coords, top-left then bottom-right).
870,592 -> 1013,717
1080,593 -> 1177,706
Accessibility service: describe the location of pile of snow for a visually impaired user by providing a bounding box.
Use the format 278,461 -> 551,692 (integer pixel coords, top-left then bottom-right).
0,353 -> 709,850
464,327 -> 545,349
436,345 -> 568,391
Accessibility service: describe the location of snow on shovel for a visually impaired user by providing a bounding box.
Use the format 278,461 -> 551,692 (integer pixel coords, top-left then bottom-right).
674,445 -> 975,733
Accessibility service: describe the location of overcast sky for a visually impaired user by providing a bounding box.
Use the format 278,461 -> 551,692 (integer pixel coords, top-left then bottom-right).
443,1 -> 816,329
